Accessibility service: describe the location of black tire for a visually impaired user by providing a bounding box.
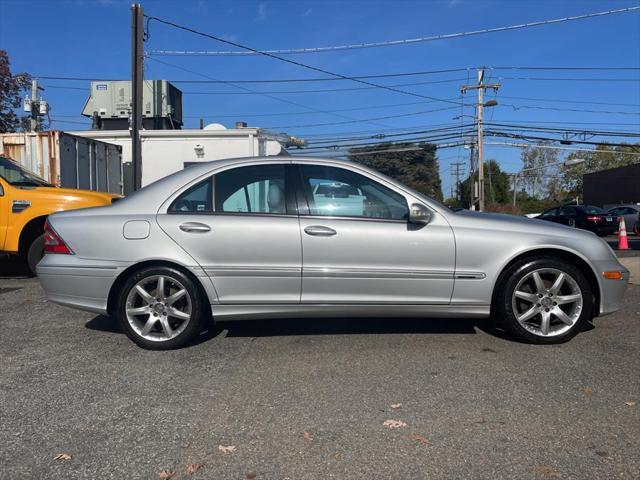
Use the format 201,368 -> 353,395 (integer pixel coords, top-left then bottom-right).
494,256 -> 593,344
26,234 -> 45,277
115,266 -> 209,350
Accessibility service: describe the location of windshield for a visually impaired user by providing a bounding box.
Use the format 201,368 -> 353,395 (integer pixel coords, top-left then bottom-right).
0,156 -> 51,187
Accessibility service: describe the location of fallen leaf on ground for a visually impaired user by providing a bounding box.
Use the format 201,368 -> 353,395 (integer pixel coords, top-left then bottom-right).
245,473 -> 257,480
54,453 -> 72,461
218,445 -> 236,454
625,401 -> 636,407
159,470 -> 175,479
578,387 -> 594,394
383,419 -> 407,428
409,433 -> 430,445
390,403 -> 402,409
186,463 -> 203,475
303,431 -> 313,441
529,465 -> 559,478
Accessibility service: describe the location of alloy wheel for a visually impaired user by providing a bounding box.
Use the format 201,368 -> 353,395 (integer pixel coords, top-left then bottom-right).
511,268 -> 583,337
125,275 -> 192,342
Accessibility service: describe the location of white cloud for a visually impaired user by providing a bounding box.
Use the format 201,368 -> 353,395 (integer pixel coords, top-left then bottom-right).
302,8 -> 312,17
255,2 -> 267,22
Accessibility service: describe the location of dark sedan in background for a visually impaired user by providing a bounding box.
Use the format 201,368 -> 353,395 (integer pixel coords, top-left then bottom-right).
608,204 -> 640,235
537,204 -> 617,236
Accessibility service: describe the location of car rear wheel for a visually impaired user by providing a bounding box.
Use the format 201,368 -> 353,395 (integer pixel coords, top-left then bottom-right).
26,234 -> 45,276
494,257 -> 593,344
115,266 -> 208,350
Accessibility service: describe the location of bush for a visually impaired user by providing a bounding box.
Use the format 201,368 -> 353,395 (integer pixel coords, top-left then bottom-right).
484,203 -> 524,216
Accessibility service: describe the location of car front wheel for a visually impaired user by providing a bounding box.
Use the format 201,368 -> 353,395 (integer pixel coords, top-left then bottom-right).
495,257 -> 593,344
115,266 -> 208,350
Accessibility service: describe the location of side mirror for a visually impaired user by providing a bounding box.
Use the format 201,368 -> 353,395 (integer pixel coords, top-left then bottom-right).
409,203 -> 432,225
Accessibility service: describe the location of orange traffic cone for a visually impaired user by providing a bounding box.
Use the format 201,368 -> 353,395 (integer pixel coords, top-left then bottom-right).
617,216 -> 629,250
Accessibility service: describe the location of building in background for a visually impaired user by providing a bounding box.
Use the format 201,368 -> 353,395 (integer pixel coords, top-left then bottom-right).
70,123 -> 301,192
583,163 -> 640,208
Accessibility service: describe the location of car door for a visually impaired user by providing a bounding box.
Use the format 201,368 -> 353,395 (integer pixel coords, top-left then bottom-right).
539,208 -> 558,224
556,206 -> 576,226
157,163 -> 302,304
295,163 -> 455,304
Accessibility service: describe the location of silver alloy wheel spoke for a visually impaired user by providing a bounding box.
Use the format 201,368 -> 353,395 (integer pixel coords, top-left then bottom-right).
515,290 -> 539,303
532,271 -> 546,294
549,272 -> 565,295
127,306 -> 149,315
553,307 -> 573,325
135,285 -> 155,304
556,293 -> 581,305
167,306 -> 190,320
125,275 -> 192,342
511,267 -> 583,338
165,289 -> 186,306
540,311 -> 551,335
141,317 -> 157,335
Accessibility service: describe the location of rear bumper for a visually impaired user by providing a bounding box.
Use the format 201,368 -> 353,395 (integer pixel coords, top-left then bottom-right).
36,255 -> 125,315
592,258 -> 630,316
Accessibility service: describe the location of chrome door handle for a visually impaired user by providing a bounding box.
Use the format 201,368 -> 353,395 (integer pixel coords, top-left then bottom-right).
179,222 -> 211,233
304,225 -> 337,236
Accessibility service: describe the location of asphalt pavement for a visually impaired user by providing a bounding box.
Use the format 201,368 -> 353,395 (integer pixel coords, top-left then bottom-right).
1,254 -> 639,479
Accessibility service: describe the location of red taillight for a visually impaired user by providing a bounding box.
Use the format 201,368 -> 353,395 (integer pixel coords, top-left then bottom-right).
43,221 -> 73,255
586,215 -> 601,222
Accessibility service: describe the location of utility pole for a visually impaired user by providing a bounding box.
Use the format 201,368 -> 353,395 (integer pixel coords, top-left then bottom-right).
131,3 -> 144,191
450,161 -> 465,200
24,79 -> 48,132
461,68 -> 500,211
468,143 -> 475,209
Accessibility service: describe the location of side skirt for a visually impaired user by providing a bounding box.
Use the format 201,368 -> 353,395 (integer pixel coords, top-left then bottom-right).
212,304 -> 490,321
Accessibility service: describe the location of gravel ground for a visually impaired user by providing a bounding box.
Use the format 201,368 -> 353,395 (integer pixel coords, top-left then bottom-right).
1,269 -> 639,479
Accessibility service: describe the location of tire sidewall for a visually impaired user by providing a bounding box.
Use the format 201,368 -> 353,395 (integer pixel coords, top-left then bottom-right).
27,234 -> 45,277
497,257 -> 593,344
115,266 -> 206,350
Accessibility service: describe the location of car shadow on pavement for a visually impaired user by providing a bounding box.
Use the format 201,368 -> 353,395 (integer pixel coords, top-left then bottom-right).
0,257 -> 31,278
86,314 -> 500,344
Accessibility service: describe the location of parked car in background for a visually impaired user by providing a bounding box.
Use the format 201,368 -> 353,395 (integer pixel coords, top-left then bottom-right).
608,204 -> 640,235
37,157 -> 628,350
536,204 -> 617,236
0,156 -> 117,274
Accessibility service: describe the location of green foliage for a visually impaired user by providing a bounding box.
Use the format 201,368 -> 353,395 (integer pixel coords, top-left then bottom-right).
348,142 -> 443,201
552,144 -> 640,198
0,50 -> 31,133
458,159 -> 510,208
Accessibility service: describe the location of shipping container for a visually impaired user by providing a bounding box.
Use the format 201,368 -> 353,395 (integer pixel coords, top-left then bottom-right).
0,131 -> 123,194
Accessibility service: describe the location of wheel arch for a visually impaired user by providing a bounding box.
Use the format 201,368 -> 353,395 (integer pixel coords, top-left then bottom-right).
491,247 -> 601,317
107,259 -> 212,316
18,215 -> 48,255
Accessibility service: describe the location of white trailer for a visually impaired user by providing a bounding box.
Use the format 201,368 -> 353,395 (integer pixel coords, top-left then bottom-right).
69,124 -> 295,192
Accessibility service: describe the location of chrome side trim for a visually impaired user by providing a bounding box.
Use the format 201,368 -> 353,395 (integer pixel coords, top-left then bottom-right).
203,266 -> 486,280
204,266 -> 301,277
304,267 -> 454,279
213,304 -> 490,320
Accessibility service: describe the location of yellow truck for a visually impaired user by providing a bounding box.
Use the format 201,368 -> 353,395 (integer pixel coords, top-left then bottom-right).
0,155 -> 117,274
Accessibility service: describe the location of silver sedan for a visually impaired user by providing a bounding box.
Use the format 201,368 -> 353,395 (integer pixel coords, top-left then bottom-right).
37,157 -> 629,349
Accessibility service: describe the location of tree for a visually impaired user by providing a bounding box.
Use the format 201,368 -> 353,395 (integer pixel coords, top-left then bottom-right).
458,159 -> 510,207
519,146 -> 559,198
348,142 -> 443,201
553,143 -> 640,199
0,50 -> 31,133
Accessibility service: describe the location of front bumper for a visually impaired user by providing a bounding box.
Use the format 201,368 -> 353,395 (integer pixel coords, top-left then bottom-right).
36,255 -> 125,315
591,258 -> 630,316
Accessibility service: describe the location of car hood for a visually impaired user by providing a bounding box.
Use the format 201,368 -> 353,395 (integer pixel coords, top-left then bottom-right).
29,186 -> 119,204
451,210 -> 593,238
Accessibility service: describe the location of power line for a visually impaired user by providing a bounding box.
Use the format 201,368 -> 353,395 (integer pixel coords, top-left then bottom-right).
144,15 -> 462,106
498,95 -> 640,108
146,6 -> 640,56
145,56 -> 390,128
495,76 -> 640,82
34,66 -> 640,83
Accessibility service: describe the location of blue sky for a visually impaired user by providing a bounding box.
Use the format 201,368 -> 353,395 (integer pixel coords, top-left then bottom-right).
1,0 -> 639,196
